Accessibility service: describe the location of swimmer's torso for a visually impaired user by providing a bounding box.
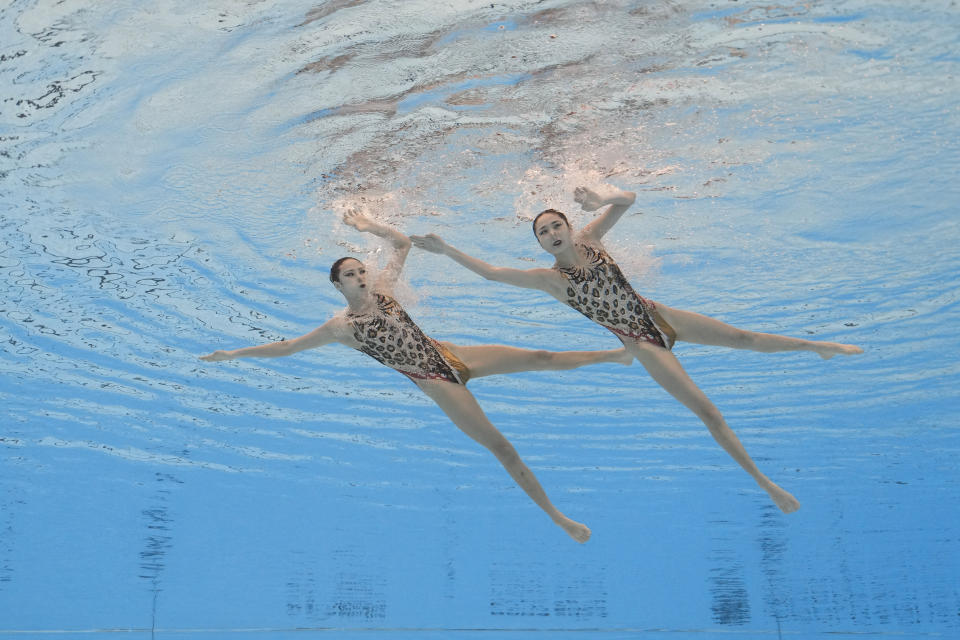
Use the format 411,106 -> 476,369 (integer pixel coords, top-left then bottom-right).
555,241 -> 675,349
346,293 -> 467,384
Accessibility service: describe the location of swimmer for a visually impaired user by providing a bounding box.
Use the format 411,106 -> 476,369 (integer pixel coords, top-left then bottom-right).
412,184 -> 864,514
201,208 -> 634,543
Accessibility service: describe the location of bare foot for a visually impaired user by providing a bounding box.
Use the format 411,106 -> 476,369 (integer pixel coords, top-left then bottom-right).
815,342 -> 864,360
555,515 -> 592,543
199,350 -> 234,362
764,483 -> 801,514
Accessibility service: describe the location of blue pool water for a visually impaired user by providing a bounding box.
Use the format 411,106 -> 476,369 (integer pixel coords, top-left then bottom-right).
1,0 -> 958,638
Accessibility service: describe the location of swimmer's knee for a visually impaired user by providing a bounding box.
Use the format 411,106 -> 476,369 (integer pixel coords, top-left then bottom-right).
705,406 -> 725,425
533,349 -> 553,365
695,404 -> 726,429
732,330 -> 755,349
489,439 -> 520,463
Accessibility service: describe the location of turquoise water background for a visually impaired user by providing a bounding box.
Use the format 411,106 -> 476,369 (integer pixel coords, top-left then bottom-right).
1,0 -> 958,637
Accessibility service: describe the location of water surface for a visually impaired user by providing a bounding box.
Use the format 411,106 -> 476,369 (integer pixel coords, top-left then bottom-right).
1,0 -> 958,637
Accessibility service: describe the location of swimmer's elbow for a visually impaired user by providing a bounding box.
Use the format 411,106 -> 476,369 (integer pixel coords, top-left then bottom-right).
273,339 -> 298,356
285,338 -> 320,355
487,267 -> 511,282
288,326 -> 337,353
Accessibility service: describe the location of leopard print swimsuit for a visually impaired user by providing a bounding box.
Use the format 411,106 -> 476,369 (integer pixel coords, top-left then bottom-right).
556,242 -> 676,350
347,293 -> 468,384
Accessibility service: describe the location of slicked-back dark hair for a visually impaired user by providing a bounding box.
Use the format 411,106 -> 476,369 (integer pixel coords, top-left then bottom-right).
329,256 -> 358,284
532,208 -> 570,236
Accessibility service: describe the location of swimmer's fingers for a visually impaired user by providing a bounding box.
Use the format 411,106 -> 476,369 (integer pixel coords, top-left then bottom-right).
410,234 -> 429,248
574,186 -> 604,211
342,208 -> 374,232
410,233 -> 446,253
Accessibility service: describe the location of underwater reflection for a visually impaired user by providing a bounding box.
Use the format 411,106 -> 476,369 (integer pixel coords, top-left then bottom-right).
139,472 -> 180,632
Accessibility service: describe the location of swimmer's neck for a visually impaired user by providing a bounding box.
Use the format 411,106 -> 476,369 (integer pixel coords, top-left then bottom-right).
344,290 -> 377,314
552,244 -> 583,269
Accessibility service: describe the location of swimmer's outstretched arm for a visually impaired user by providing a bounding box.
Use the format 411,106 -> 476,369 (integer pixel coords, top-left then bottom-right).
411,234 -> 556,292
199,319 -> 342,361
343,208 -> 411,291
576,185 -> 637,242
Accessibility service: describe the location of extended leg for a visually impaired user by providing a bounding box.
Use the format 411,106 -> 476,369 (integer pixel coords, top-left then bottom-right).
441,342 -> 632,379
630,343 -> 800,513
417,380 -> 592,542
654,304 -> 862,359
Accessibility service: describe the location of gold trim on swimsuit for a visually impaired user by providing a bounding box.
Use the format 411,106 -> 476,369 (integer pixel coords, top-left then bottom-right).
435,341 -> 471,384
648,304 -> 677,350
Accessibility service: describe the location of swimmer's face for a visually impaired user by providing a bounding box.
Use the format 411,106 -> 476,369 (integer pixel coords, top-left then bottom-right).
534,212 -> 572,255
334,259 -> 369,297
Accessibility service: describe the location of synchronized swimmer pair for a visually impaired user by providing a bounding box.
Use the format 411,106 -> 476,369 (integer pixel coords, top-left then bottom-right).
201,185 -> 862,543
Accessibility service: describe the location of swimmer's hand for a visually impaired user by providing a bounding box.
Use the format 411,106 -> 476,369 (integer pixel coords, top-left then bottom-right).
199,350 -> 235,362
342,208 -> 375,233
574,186 -> 602,211
410,233 -> 447,254
574,184 -> 635,212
